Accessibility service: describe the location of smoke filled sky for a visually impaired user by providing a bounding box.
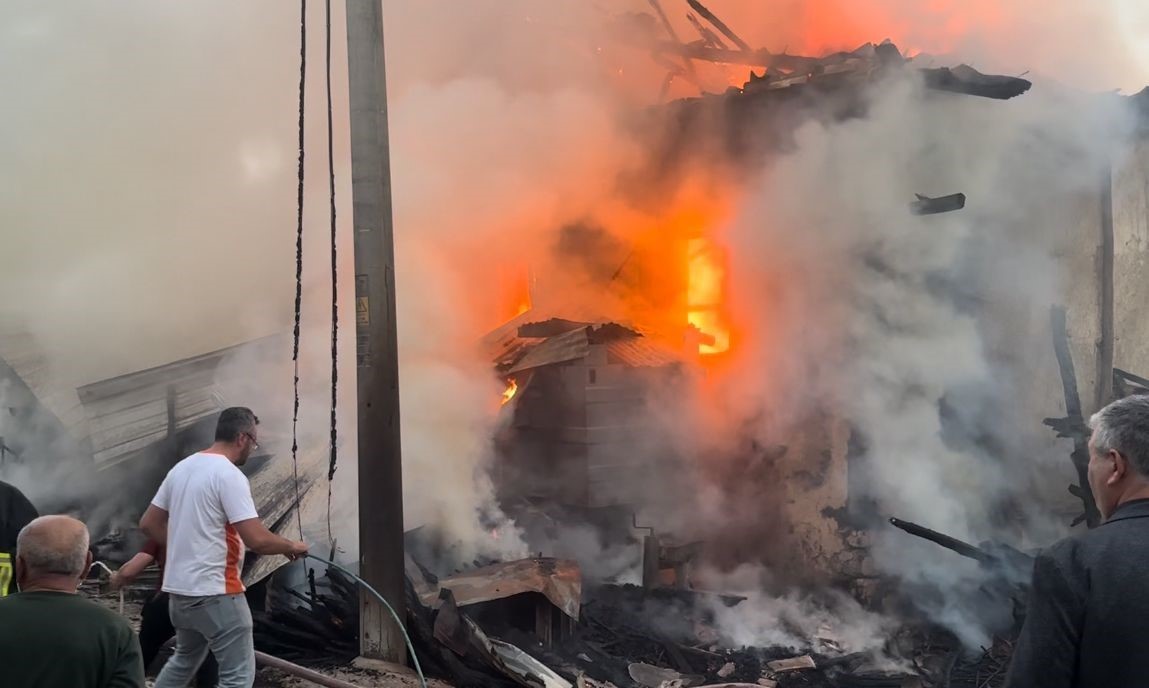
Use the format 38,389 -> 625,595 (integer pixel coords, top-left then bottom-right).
0,0 -> 1144,386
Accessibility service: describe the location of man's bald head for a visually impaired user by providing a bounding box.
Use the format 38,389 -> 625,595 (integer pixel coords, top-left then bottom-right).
16,515 -> 91,588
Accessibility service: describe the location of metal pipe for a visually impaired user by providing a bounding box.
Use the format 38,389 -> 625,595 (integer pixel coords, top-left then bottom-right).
88,561 -> 124,615
255,650 -> 364,688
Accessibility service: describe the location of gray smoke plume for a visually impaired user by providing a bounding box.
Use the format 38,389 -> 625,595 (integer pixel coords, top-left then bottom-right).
713,71 -> 1138,645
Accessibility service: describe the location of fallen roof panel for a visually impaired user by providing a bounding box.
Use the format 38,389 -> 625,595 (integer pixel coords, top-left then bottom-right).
605,336 -> 682,368
418,557 -> 582,621
76,335 -> 281,468
507,327 -> 591,375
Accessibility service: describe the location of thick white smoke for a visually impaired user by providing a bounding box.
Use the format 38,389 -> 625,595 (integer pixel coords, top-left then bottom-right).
716,70 -> 1138,644
0,1 -> 373,563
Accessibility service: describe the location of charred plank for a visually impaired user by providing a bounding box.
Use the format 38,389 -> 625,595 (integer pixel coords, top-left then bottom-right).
910,192 -> 965,215
686,0 -> 753,52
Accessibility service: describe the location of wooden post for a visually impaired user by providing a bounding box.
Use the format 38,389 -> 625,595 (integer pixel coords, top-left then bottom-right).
345,0 -> 407,662
1051,306 -> 1101,528
1096,159 -> 1115,409
642,534 -> 660,589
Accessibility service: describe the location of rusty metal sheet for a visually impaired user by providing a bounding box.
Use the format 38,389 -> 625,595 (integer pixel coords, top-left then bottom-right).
419,557 -> 582,620
482,311 -> 545,371
507,328 -> 590,375
605,337 -> 682,368
465,615 -> 573,688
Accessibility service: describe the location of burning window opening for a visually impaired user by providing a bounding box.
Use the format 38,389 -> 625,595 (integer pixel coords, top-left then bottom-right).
686,237 -> 730,355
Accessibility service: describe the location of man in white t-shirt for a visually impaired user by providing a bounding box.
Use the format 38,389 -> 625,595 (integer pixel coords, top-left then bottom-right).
140,407 -> 307,688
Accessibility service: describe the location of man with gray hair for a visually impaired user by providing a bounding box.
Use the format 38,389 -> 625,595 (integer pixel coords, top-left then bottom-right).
0,515 -> 145,687
1007,394 -> 1149,688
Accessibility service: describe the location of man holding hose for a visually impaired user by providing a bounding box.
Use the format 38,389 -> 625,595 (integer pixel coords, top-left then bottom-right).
140,407 -> 308,688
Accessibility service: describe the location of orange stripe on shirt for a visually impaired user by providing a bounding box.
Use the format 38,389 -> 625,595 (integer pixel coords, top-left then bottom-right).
224,524 -> 244,594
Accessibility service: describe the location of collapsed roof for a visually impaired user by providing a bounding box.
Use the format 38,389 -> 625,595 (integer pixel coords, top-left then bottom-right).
484,316 -> 684,377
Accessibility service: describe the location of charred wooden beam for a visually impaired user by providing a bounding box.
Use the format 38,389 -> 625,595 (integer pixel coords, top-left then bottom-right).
910,193 -> 966,215
255,651 -> 365,688
650,53 -> 704,91
1114,367 -> 1149,393
888,517 -> 995,564
686,0 -> 753,52
685,13 -> 728,49
1042,415 -> 1089,440
644,41 -> 1032,100
888,517 -> 1033,594
1049,306 -> 1101,528
648,41 -> 818,73
1098,159 -> 1115,408
252,568 -> 361,666
646,0 -> 699,81
919,66 -> 1031,100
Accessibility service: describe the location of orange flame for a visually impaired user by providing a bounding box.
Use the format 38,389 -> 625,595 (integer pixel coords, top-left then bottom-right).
495,262 -> 533,323
501,378 -> 519,405
687,237 -> 730,355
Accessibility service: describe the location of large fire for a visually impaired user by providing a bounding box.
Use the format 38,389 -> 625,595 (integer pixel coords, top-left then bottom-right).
687,237 -> 730,355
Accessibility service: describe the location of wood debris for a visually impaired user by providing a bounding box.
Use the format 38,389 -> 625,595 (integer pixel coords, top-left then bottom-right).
765,655 -> 816,673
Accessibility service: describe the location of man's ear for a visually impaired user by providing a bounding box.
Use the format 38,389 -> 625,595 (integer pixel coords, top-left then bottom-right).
15,555 -> 26,586
83,550 -> 93,577
1109,450 -> 1129,486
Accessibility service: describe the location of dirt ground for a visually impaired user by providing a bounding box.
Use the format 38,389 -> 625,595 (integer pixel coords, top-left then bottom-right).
256,665 -> 454,688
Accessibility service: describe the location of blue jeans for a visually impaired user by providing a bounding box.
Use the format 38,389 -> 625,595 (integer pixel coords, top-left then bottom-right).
155,593 -> 255,688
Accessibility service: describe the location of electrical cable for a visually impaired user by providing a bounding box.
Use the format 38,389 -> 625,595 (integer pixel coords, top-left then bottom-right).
304,554 -> 426,688
290,0 -> 308,542
323,0 -> 339,545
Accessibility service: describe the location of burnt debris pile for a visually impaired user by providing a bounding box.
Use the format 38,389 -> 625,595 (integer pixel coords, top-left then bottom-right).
252,550 -> 1022,688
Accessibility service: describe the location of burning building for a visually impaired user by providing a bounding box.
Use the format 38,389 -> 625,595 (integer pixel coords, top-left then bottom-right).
386,0 -> 1149,669
2,0 -> 1149,686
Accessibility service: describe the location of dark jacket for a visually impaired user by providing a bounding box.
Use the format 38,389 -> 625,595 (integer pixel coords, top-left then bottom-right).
0,480 -> 38,596
0,480 -> 37,552
1007,498 -> 1149,688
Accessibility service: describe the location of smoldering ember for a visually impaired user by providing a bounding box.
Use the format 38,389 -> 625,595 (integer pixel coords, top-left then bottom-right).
2,1 -> 1149,688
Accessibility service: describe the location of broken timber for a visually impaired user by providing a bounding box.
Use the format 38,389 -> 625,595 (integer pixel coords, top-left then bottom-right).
646,0 -> 699,84
635,40 -> 1032,100
686,0 -> 753,53
888,517 -> 994,564
1044,306 -> 1101,528
910,193 -> 966,215
1114,367 -> 1149,397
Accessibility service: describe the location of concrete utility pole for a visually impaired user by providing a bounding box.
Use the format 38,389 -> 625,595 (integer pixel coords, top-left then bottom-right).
345,0 -> 407,662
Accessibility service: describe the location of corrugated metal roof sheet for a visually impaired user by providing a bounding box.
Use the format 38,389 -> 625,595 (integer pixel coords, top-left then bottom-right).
481,310 -> 545,371
417,557 -> 582,620
605,337 -> 682,368
0,330 -> 89,438
493,319 -> 683,374
507,327 -> 590,374
76,336 -> 281,468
